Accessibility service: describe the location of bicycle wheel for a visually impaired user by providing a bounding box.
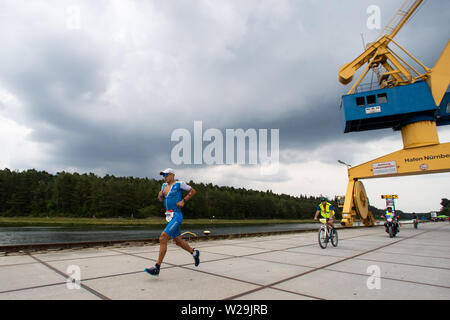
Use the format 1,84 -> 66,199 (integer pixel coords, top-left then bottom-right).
318,227 -> 328,249
331,228 -> 338,247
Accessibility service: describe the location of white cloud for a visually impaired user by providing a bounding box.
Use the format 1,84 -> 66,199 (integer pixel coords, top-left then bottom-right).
0,114 -> 49,170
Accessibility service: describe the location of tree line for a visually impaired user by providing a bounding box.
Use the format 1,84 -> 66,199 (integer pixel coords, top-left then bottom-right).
0,169 -> 342,219
2,169 -> 444,220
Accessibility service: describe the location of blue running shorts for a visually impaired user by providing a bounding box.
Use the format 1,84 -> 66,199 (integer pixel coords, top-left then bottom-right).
163,212 -> 183,238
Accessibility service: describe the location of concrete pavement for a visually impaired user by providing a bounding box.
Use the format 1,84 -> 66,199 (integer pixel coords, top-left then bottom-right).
0,221 -> 449,300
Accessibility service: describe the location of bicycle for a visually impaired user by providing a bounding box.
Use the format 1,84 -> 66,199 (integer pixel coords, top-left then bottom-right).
318,218 -> 338,249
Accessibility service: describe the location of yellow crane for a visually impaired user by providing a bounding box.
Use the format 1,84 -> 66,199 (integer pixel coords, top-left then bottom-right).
337,0 -> 450,227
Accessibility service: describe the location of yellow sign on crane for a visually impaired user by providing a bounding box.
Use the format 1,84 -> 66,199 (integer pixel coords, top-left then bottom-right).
381,195 -> 398,199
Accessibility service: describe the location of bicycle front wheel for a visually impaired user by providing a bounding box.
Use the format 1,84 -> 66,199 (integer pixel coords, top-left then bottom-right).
318,227 -> 328,249
331,229 -> 338,247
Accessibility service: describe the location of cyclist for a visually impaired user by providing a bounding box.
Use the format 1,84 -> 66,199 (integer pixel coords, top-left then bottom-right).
385,206 -> 394,219
384,206 -> 400,233
314,197 -> 335,229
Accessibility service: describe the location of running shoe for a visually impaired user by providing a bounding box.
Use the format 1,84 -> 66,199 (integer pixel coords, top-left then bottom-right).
144,264 -> 160,276
193,249 -> 200,267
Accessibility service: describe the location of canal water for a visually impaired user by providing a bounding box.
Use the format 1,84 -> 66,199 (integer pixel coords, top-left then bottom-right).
0,222 -> 361,246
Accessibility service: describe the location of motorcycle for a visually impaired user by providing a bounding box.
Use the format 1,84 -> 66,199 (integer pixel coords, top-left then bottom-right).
381,215 -> 399,238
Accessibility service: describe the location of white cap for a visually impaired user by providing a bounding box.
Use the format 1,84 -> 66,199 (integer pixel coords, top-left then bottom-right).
160,168 -> 175,175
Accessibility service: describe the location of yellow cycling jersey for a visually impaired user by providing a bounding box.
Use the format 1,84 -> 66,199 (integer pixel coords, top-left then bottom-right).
318,202 -> 335,218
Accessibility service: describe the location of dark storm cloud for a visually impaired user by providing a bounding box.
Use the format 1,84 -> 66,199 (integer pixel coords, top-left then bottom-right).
0,0 -> 449,180
0,1 -> 173,176
222,0 -> 450,165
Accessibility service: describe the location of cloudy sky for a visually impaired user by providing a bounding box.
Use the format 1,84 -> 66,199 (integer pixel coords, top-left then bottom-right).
0,0 -> 449,213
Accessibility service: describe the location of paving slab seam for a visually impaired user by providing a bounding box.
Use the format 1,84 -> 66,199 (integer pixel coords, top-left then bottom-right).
108,240 -> 243,254
234,285 -> 324,301
233,243 -> 359,259
81,270 -> 146,282
28,253 -> 111,300
323,268 -> 450,290
109,247 -> 253,271
260,286 -> 324,300
178,264 -> 265,288
198,247 -> 275,260
0,281 -> 68,295
230,229 -> 383,247
108,249 -> 178,268
109,248 -> 304,295
111,245 -> 239,260
385,242 -> 450,249
199,231 -> 377,261
110,248 -> 266,287
229,242 -> 316,251
72,250 -> 266,291
0,261 -> 40,268
353,257 -> 450,271
161,228 -> 400,268
244,255 -> 330,270
226,230 -> 386,256
108,248 -> 238,273
373,251 -> 450,260
284,247 -> 363,257
22,252 -> 127,264
224,228 -> 432,300
107,248 -> 201,271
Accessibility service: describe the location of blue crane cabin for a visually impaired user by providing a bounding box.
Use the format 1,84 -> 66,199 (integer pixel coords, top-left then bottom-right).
340,81 -> 450,133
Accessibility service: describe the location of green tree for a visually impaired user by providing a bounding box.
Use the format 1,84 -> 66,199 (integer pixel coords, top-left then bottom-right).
440,198 -> 450,215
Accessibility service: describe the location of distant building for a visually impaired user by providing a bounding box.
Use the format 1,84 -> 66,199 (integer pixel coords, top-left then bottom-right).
430,211 -> 437,221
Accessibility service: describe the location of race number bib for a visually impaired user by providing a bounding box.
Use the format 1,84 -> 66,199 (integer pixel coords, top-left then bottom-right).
165,210 -> 174,222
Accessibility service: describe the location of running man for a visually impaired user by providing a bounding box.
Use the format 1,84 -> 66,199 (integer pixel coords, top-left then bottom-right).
314,197 -> 335,229
145,168 -> 199,276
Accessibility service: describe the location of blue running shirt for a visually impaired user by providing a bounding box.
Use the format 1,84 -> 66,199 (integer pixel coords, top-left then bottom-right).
162,181 -> 191,238
162,181 -> 192,212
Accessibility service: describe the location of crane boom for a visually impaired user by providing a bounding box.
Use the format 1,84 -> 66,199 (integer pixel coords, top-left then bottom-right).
338,0 -> 425,92
378,0 -> 422,40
